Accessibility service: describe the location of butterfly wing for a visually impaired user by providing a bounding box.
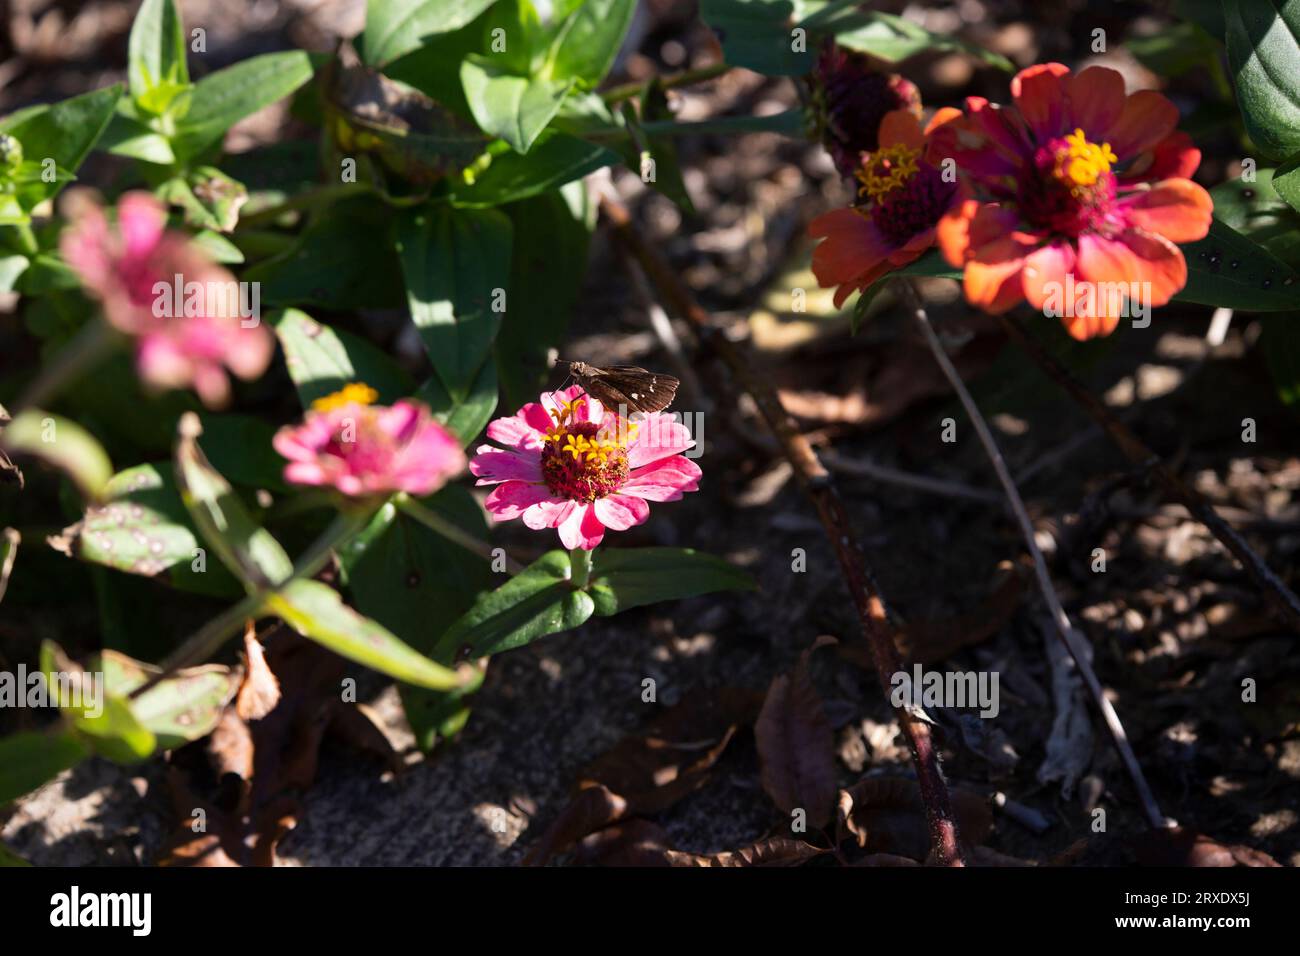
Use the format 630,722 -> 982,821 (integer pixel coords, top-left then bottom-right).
583,366 -> 680,415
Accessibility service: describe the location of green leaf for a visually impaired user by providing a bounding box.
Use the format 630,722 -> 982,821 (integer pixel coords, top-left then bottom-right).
547,0 -> 637,86
13,254 -> 76,294
699,0 -> 814,77
1224,0 -> 1300,160
2,409 -> 113,500
272,308 -> 412,409
172,51 -> 314,161
0,728 -> 87,807
0,85 -> 123,208
40,642 -> 156,764
157,166 -> 248,232
1273,153 -> 1300,214
191,229 -> 245,264
72,463 -> 241,597
586,547 -> 754,616
265,578 -> 467,690
1127,21 -> 1220,78
416,355 -> 499,446
246,196 -> 404,309
196,412 -> 289,491
496,187 -> 592,410
395,203 -> 513,398
1209,169 -> 1300,264
364,0 -> 499,67
825,10 -> 1014,72
174,413 -> 294,591
100,108 -> 177,164
449,131 -> 619,206
128,0 -> 190,107
0,843 -> 31,866
631,81 -> 695,213
97,650 -> 235,751
1260,313 -> 1300,410
1176,0 -> 1225,37
339,490 -> 492,749
461,57 -> 573,154
432,550 -> 594,661
1174,217 -> 1300,310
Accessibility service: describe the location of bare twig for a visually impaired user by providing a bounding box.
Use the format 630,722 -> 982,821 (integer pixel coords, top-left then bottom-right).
902,281 -> 1165,830
821,450 -> 1002,504
601,194 -> 968,866
618,244 -> 710,412
1001,313 -> 1300,634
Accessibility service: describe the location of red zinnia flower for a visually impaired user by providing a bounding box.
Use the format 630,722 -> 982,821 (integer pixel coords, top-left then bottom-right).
937,63 -> 1213,339
808,108 -> 963,308
812,42 -> 922,179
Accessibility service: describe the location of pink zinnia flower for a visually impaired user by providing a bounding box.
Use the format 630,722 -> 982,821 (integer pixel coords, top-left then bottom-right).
470,386 -> 701,551
273,383 -> 466,498
60,189 -> 273,408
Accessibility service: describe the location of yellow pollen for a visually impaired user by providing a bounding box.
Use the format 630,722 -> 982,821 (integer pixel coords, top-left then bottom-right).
312,382 -> 378,412
543,395 -> 635,464
856,142 -> 920,202
1056,128 -> 1117,192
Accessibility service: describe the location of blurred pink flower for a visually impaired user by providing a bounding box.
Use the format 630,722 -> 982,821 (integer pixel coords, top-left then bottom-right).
273,384 -> 465,498
59,189 -> 272,407
470,386 -> 701,551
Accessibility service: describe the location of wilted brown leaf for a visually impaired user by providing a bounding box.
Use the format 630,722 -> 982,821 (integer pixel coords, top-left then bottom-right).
574,819 -> 672,867
159,632 -> 395,866
837,777 -> 992,862
235,625 -> 281,721
663,837 -> 827,867
525,687 -> 763,865
755,636 -> 837,828
1135,827 -> 1281,867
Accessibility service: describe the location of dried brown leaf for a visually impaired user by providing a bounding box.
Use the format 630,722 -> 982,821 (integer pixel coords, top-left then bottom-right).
1135,827 -> 1281,867
235,626 -> 281,721
663,837 -> 827,867
526,687 -> 763,865
159,633 -> 389,867
755,636 -> 837,827
837,777 -> 992,861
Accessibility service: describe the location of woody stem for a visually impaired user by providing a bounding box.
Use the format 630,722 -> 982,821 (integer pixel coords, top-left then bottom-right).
600,192 -> 967,866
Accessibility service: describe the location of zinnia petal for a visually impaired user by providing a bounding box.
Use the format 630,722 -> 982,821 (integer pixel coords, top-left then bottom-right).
1121,179 -> 1213,243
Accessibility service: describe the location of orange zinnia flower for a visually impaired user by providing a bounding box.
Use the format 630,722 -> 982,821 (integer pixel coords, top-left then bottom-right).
936,63 -> 1213,339
809,107 -> 963,308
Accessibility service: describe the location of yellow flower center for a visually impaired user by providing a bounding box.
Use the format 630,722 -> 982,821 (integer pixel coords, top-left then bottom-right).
856,142 -> 920,202
1055,128 -> 1118,193
540,397 -> 638,501
312,382 -> 378,412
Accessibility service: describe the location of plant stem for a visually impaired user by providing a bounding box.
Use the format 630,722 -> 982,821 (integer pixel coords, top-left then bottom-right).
600,193 -> 967,866
570,547 -> 593,588
16,321 -> 118,412
601,63 -> 732,105
12,222 -> 39,256
129,509 -> 375,699
235,182 -> 371,230
901,281 -> 1166,830
396,493 -> 523,574
1000,312 -> 1300,634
